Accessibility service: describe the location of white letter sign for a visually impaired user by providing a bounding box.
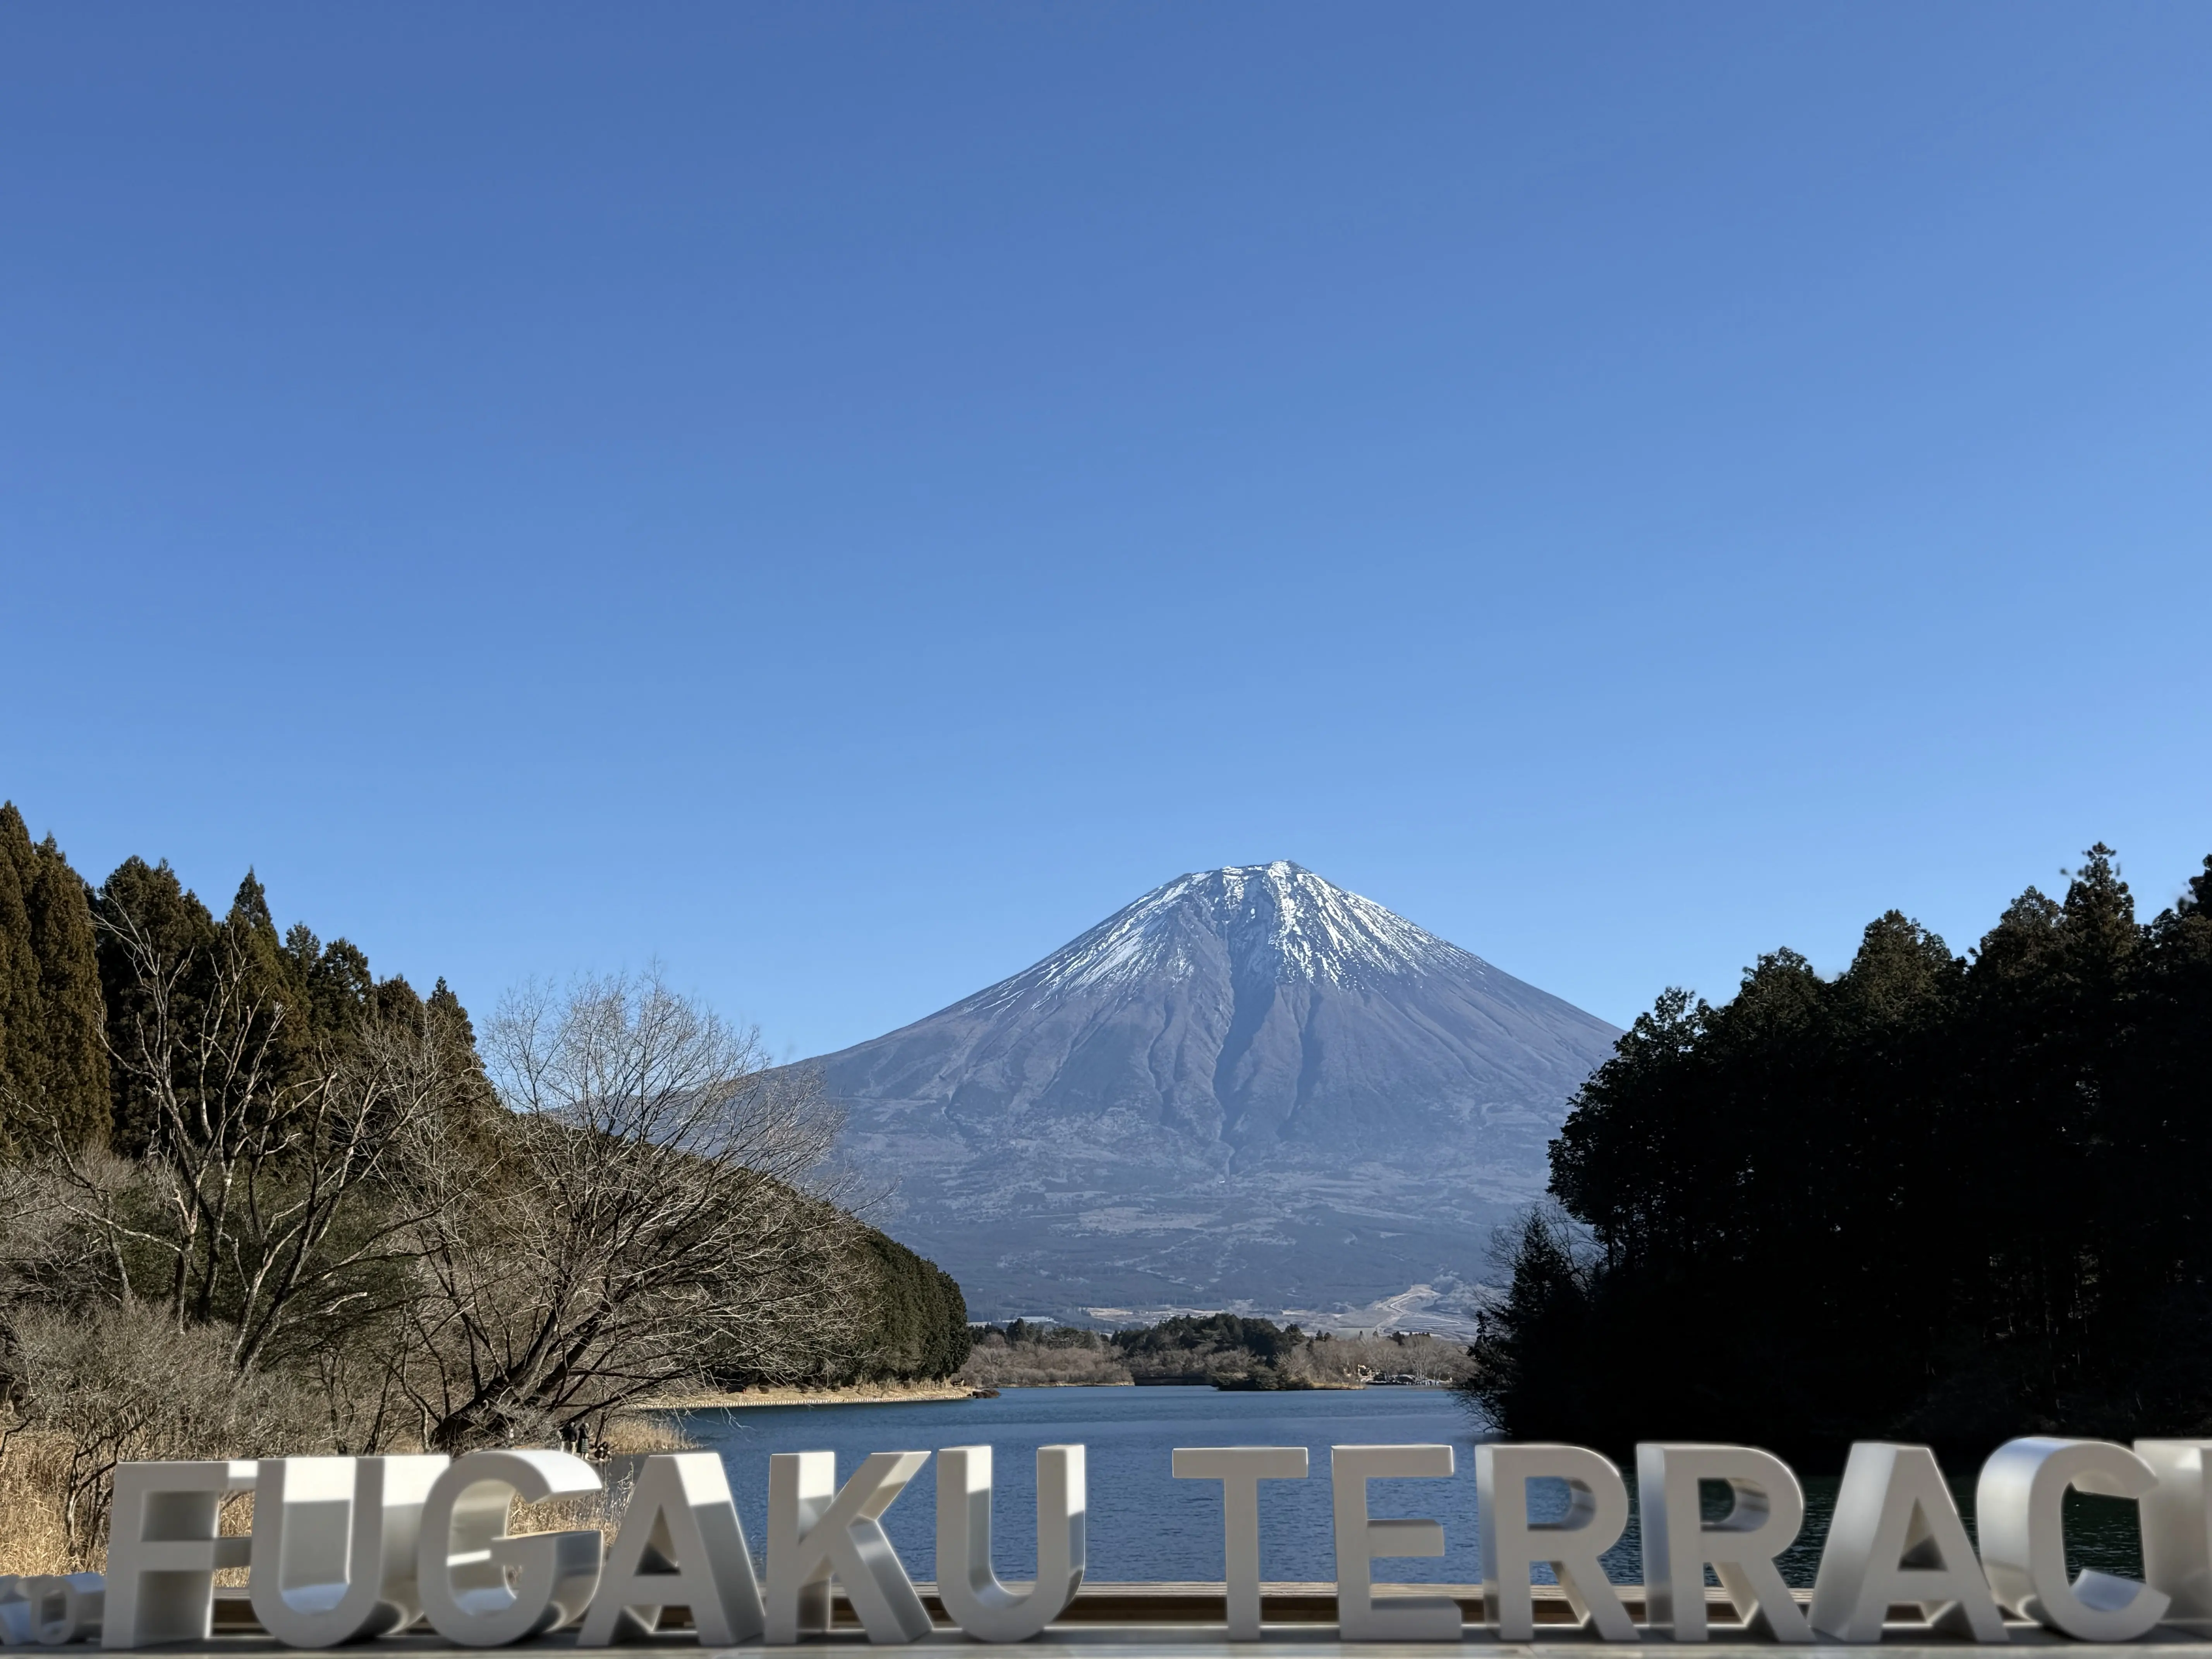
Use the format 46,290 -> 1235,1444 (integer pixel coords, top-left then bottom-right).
250,1456 -> 448,1647
93,1429 -> 2212,1651
1637,1443 -> 1810,1642
103,1459 -> 256,1649
1977,1437 -> 2167,1641
765,1450 -> 931,1645
1171,1446 -> 1307,1640
1330,1444 -> 1460,1642
577,1453 -> 763,1647
935,1444 -> 1085,1641
2137,1439 -> 2212,1630
1808,1442 -> 2006,1642
416,1450 -> 603,1646
1476,1443 -> 1636,1642
17,1576 -> 102,1646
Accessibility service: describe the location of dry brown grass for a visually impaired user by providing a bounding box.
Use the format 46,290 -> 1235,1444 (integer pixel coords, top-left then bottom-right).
0,1411 -> 701,1571
512,1482 -> 631,1545
0,1433 -> 256,1579
594,1412 -> 697,1455
0,1432 -> 81,1574
512,1424 -> 694,1544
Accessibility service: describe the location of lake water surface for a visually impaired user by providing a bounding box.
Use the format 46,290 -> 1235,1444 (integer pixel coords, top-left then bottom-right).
678,1385 -> 2143,1591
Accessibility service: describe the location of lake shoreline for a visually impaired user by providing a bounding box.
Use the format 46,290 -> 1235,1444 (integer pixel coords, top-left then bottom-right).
637,1380 -> 984,1409
639,1377 -> 1452,1409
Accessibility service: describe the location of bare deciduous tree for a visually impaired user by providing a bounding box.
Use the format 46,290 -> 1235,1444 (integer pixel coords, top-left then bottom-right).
50,900 -> 465,1372
393,972 -> 858,1449
2,931 -> 869,1525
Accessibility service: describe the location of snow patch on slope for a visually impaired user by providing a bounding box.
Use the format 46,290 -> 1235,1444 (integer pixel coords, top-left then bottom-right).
1006,860 -> 1482,1001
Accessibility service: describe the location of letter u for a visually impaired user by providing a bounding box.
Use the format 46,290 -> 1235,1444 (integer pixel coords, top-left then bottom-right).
249,1456 -> 448,1647
935,1445 -> 1086,1642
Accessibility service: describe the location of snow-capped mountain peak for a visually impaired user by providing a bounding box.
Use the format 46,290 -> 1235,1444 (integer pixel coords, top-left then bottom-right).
797,859 -> 1621,1322
1025,861 -> 1477,999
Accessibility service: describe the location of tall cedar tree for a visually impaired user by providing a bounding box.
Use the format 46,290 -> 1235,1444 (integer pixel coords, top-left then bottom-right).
1470,845 -> 2212,1463
92,856 -> 220,1156
850,1233 -> 973,1381
94,859 -> 466,1155
0,804 -> 110,1155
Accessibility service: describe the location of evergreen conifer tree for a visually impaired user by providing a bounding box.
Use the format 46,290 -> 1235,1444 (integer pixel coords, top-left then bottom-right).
1483,841 -> 2212,1458
24,832 -> 109,1150
0,804 -> 41,1149
0,804 -> 111,1156
428,978 -> 477,1047
93,856 -> 219,1154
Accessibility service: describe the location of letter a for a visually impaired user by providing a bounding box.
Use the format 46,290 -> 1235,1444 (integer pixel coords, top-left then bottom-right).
1808,1442 -> 2006,1642
580,1454 -> 763,1646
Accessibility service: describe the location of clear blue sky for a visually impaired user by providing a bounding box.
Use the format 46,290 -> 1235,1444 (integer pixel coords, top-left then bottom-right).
4,5 -> 2208,1058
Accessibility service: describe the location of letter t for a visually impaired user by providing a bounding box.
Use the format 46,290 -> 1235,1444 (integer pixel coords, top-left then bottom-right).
1172,1447 -> 1309,1639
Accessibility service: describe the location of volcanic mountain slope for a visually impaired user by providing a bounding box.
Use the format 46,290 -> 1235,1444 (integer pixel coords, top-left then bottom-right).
804,862 -> 1620,1325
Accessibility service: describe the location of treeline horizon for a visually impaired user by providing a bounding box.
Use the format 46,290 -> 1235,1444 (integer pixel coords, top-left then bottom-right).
962,1312 -> 1476,1390
1468,843 -> 2212,1465
0,798 -> 968,1556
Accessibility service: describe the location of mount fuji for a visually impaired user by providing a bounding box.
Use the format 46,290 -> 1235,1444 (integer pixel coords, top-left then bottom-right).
801,862 -> 1620,1328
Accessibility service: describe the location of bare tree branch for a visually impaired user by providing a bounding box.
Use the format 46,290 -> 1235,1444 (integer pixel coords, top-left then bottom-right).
392,970 -> 859,1448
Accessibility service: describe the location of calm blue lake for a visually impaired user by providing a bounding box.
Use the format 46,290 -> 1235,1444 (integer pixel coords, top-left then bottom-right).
678,1384 -> 2144,1591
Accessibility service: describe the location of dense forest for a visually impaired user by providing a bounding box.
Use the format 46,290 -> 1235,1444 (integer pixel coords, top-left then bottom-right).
1467,844 -> 2212,1463
0,800 -> 966,1554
